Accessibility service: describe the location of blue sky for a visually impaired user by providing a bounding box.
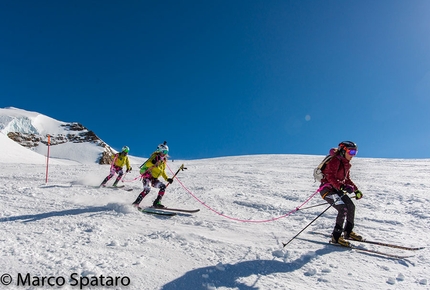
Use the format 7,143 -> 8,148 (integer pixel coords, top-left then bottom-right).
1,1 -> 429,159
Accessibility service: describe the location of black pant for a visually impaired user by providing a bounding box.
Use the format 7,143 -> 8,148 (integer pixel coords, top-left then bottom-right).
321,189 -> 355,238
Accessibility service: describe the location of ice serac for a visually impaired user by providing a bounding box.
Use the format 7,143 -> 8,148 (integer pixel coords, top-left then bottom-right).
0,107 -> 114,164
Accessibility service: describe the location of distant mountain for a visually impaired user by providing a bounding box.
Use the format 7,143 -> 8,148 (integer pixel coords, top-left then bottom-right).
0,107 -> 114,164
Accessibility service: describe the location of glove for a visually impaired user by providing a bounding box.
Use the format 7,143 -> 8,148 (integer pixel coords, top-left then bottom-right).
126,167 -> 132,173
354,189 -> 363,200
341,184 -> 354,194
336,188 -> 345,196
167,178 -> 174,184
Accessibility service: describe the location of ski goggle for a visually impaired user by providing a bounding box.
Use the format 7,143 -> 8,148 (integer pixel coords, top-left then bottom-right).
346,148 -> 357,156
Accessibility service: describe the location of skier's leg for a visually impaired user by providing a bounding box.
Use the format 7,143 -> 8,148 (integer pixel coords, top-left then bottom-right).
112,167 -> 124,187
132,178 -> 151,206
152,179 -> 166,208
100,166 -> 120,187
340,195 -> 362,240
323,191 -> 348,242
100,171 -> 116,187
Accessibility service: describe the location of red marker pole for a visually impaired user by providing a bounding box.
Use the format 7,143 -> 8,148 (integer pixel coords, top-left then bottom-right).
45,135 -> 51,183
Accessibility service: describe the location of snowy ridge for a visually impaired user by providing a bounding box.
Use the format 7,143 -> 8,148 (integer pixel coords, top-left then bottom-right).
0,107 -> 143,165
0,107 -> 64,135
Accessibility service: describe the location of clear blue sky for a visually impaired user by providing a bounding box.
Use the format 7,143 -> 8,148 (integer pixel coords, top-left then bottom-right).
1,1 -> 429,159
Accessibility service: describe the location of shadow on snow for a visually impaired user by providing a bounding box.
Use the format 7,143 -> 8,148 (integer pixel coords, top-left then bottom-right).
0,206 -> 109,223
161,246 -> 337,290
161,237 -> 406,290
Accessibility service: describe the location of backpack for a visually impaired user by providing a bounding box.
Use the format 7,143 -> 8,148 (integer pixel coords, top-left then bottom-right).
139,152 -> 156,174
313,149 -> 338,182
139,152 -> 166,174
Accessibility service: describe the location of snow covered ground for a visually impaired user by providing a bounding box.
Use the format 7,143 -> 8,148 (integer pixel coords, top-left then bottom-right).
0,107 -> 429,290
1,150 -> 429,289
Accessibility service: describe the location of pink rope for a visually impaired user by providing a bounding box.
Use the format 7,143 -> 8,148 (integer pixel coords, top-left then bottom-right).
122,163 -> 157,183
121,176 -> 141,183
167,164 -> 322,223
110,155 -> 118,170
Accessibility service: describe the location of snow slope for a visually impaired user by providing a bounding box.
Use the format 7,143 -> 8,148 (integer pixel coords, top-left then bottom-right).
0,107 -> 65,136
0,107 -> 105,164
0,107 -> 143,165
0,110 -> 429,290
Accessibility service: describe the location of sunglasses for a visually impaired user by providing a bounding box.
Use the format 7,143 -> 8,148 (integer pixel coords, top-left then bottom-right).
346,148 -> 357,156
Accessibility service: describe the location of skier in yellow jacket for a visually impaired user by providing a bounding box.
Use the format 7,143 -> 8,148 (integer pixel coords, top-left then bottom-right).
132,142 -> 173,208
100,146 -> 132,187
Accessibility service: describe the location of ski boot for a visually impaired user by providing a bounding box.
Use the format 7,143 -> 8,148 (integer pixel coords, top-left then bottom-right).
344,231 -> 363,241
331,235 -> 351,247
132,192 -> 147,208
112,179 -> 120,187
153,196 -> 165,208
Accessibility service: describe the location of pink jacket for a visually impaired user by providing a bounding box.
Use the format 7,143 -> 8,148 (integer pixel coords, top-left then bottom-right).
321,148 -> 357,191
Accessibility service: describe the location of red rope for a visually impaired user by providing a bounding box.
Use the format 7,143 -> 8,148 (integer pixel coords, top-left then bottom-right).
121,175 -> 141,182
167,164 -> 321,223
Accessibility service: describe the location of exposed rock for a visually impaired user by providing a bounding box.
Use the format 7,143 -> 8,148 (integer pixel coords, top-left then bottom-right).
61,122 -> 85,131
7,132 -> 42,148
99,148 -> 115,165
7,122 -> 114,164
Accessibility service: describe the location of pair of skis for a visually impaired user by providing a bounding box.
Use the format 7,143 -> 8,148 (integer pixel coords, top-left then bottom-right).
138,206 -> 200,217
306,231 -> 425,259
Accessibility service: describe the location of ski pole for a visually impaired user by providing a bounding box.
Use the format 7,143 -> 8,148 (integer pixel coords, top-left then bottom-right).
282,203 -> 334,248
282,193 -> 347,248
282,192 -> 347,248
166,164 -> 187,188
121,171 -> 128,183
296,193 -> 355,211
296,202 -> 328,211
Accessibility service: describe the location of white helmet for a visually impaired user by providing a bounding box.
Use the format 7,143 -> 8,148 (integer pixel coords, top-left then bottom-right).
156,143 -> 169,155
121,146 -> 130,153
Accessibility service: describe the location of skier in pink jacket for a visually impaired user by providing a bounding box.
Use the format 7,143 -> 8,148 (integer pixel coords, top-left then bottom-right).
319,141 -> 364,247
